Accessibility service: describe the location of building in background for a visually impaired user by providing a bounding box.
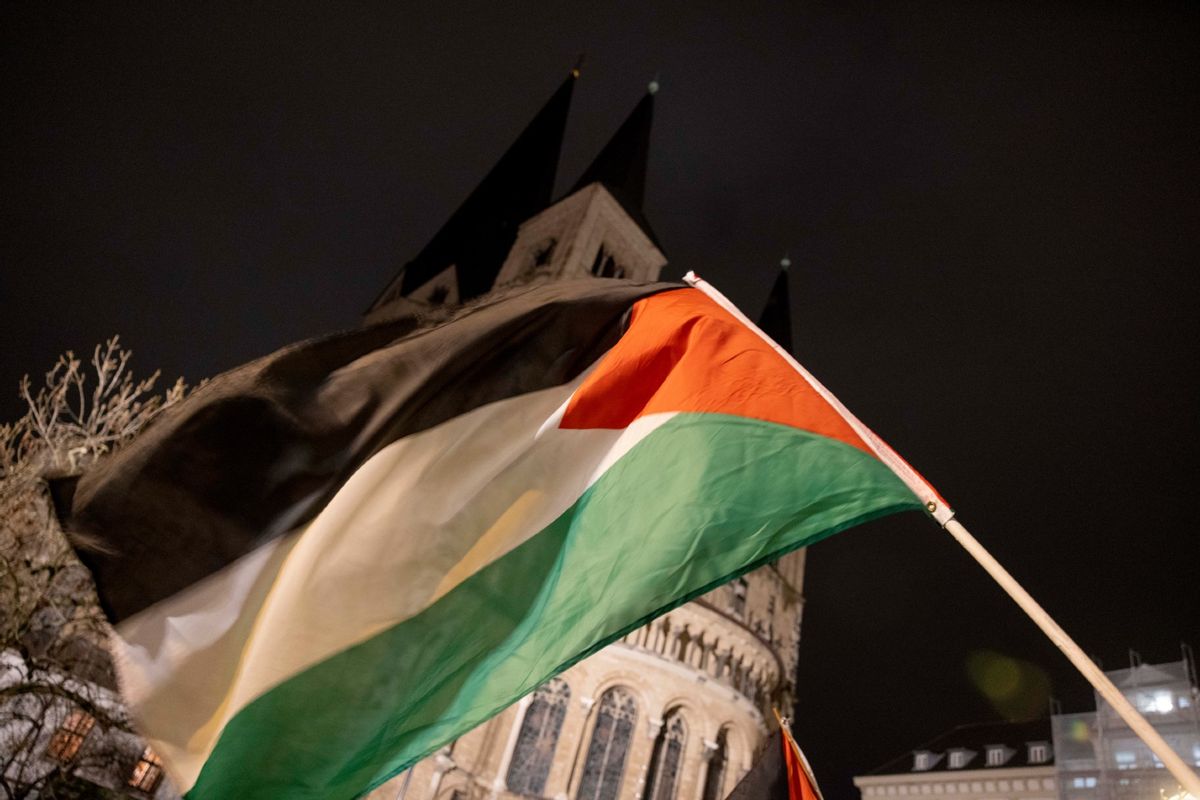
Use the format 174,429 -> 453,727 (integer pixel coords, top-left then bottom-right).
1053,652 -> 1199,800
0,648 -> 174,799
853,651 -> 1200,800
366,72 -> 805,800
852,719 -> 1058,800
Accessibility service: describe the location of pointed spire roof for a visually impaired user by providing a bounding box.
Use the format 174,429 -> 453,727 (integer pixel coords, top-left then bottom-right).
758,257 -> 794,355
570,84 -> 660,246
368,72 -> 576,312
572,88 -> 653,205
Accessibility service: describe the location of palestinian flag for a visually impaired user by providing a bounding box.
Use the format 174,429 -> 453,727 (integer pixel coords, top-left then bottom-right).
63,276 -> 948,799
726,716 -> 824,800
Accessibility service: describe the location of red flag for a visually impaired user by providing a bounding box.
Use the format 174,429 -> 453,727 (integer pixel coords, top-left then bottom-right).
781,720 -> 823,800
725,712 -> 825,800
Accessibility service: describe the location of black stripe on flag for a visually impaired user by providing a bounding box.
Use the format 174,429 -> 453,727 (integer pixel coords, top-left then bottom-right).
63,279 -> 680,623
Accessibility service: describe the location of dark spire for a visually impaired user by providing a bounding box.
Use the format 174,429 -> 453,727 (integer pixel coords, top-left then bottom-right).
758,256 -> 794,355
570,83 -> 660,250
368,72 -> 577,313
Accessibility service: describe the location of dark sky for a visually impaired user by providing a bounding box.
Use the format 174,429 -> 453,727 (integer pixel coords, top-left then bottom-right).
2,3 -> 1198,798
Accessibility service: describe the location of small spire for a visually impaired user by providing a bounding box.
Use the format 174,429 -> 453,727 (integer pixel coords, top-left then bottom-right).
367,73 -> 576,314
572,53 -> 586,79
648,73 -> 660,95
758,260 -> 794,355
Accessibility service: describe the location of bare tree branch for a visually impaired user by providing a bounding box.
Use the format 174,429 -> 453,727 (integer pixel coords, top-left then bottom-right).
1,339 -> 190,799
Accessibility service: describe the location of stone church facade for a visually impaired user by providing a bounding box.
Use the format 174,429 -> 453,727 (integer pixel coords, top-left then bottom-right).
366,71 -> 804,800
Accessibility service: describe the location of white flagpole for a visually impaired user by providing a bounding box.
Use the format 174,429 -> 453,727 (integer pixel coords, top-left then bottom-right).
681,271 -> 1200,796
943,518 -> 1200,798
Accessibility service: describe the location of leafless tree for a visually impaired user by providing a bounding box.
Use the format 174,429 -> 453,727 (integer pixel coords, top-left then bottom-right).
0,339 -> 189,799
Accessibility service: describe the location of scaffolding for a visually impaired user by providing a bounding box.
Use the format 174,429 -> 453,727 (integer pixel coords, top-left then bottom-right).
1052,651 -> 1200,800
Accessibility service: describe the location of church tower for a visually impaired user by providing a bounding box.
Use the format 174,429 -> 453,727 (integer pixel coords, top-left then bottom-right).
493,85 -> 667,289
365,72 -> 578,320
367,76 -> 805,800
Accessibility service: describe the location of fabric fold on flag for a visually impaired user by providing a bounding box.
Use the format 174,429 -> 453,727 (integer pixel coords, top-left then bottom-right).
63,278 -> 936,800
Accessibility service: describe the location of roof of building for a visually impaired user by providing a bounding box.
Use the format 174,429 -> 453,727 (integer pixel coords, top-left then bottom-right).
569,89 -> 660,247
368,72 -> 576,311
868,719 -> 1054,776
757,266 -> 793,356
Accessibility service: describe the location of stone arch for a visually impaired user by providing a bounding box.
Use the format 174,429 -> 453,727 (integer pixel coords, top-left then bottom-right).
434,770 -> 470,800
505,676 -> 571,796
709,721 -> 753,777
675,625 -> 693,663
700,725 -> 734,800
657,694 -> 700,717
587,674 -> 652,714
642,705 -> 689,800
577,685 -> 640,800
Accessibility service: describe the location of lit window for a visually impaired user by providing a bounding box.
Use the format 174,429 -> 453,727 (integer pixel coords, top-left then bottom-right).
46,711 -> 95,763
1153,691 -> 1174,713
129,747 -> 164,793
947,749 -> 973,769
578,687 -> 638,800
506,678 -> 570,796
1027,742 -> 1050,764
985,746 -> 1008,767
1114,750 -> 1136,770
643,710 -> 687,800
913,752 -> 931,771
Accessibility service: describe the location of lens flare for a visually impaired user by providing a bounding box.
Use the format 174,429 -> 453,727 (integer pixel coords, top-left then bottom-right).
966,650 -> 1051,720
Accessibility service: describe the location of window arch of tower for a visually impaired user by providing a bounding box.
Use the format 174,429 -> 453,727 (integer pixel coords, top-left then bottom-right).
701,726 -> 732,800
577,685 -> 639,800
590,245 -> 627,280
506,677 -> 571,797
642,708 -> 688,800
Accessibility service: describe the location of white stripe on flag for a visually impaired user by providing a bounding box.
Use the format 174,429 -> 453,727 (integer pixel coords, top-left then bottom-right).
113,375 -> 675,792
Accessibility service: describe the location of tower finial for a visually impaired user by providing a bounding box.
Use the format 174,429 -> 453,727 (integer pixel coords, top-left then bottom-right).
648,72 -> 660,95
780,252 -> 791,270
572,53 -> 586,79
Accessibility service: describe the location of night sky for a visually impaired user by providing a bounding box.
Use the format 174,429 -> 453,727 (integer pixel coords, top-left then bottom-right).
2,4 -> 1198,798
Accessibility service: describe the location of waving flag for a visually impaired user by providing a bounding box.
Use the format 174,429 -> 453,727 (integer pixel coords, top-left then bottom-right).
726,718 -> 824,800
64,277 -> 944,799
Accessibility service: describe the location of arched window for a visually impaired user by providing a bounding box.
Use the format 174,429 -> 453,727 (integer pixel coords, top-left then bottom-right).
577,687 -> 638,800
507,678 -> 571,796
701,728 -> 729,800
643,710 -> 687,800
533,237 -> 558,267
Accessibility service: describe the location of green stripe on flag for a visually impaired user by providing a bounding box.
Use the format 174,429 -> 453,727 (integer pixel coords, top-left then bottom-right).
186,414 -> 922,799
